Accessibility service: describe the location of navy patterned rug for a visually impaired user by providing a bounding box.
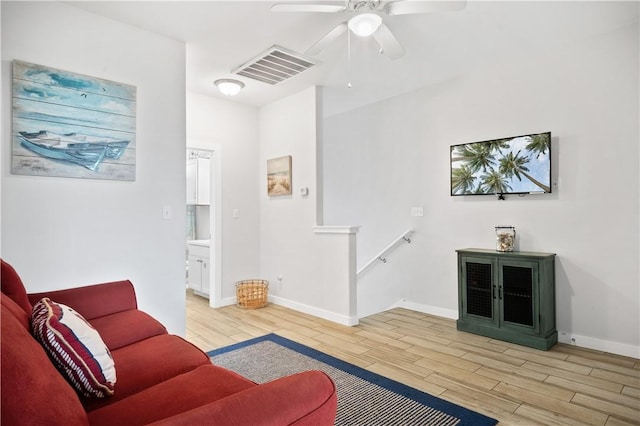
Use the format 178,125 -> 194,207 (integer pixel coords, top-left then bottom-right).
208,333 -> 497,426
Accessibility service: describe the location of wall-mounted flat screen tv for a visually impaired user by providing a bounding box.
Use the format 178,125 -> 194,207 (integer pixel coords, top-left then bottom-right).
450,131 -> 551,196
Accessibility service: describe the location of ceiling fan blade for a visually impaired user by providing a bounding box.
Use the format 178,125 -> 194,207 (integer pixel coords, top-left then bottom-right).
385,0 -> 467,15
271,3 -> 347,13
373,23 -> 404,60
305,22 -> 348,57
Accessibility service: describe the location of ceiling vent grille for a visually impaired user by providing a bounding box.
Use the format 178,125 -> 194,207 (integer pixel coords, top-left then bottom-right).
233,45 -> 317,85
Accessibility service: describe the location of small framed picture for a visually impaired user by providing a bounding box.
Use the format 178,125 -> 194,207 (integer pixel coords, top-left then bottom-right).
267,155 -> 292,196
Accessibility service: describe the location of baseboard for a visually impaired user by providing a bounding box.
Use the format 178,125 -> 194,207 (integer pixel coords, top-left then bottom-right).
220,294 -> 359,326
557,331 -> 640,359
269,294 -> 359,326
211,296 -> 236,308
391,299 -> 458,320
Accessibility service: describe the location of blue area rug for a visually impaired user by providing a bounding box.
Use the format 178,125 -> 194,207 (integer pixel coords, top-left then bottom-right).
208,333 -> 497,426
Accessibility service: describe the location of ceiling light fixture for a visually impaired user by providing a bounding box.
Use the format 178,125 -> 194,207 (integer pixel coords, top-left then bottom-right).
348,13 -> 382,37
214,79 -> 244,96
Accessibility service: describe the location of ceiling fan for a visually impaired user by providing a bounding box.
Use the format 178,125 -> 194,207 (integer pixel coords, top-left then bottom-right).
271,0 -> 467,60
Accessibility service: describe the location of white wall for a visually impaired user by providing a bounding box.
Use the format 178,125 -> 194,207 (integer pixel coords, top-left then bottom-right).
259,87 -> 358,324
324,22 -> 639,357
186,92 -> 261,300
1,2 -> 188,334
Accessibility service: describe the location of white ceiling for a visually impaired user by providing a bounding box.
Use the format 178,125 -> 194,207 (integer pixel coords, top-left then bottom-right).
69,1 -> 638,114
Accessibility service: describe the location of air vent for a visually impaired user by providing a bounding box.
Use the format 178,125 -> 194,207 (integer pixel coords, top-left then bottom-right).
233,45 -> 317,85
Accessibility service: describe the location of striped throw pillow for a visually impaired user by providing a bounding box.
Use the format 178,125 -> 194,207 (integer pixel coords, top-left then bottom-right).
31,298 -> 116,398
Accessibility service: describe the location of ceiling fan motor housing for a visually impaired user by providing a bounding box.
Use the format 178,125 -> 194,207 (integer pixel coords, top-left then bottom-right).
347,0 -> 383,13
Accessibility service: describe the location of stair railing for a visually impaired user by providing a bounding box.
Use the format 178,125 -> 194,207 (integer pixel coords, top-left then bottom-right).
356,229 -> 414,276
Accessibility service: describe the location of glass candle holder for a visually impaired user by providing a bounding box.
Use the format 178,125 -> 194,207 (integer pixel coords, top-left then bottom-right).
495,226 -> 516,252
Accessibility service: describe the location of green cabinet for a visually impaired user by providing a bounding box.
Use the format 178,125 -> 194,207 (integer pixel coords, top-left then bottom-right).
456,248 -> 557,350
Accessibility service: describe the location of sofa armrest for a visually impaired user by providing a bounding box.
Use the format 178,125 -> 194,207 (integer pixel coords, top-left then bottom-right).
149,370 -> 337,426
28,280 -> 138,320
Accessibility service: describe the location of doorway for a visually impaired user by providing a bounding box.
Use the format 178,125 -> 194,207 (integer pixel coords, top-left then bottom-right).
186,146 -> 222,308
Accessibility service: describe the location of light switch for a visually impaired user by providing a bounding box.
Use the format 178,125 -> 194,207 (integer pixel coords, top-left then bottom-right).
233,208 -> 239,219
411,206 -> 424,217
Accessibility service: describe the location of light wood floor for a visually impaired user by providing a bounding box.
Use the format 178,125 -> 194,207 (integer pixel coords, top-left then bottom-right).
185,291 -> 640,425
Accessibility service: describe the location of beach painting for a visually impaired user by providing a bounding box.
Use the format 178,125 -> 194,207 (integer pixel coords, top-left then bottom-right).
12,61 -> 136,181
267,156 -> 292,196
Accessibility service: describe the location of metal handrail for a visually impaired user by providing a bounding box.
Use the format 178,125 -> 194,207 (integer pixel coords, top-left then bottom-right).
356,229 -> 414,276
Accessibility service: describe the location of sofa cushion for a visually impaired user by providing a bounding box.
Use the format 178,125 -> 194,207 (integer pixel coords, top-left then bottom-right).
1,291 -> 30,330
89,309 -> 167,351
28,279 -> 138,321
87,364 -> 255,426
82,333 -> 210,411
1,259 -> 32,314
1,299 -> 89,426
149,370 -> 338,426
31,298 -> 117,398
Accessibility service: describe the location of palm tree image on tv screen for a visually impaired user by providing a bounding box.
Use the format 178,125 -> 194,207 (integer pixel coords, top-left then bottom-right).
450,132 -> 551,196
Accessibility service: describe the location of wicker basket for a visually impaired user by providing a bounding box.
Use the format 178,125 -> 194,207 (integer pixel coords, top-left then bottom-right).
235,279 -> 269,309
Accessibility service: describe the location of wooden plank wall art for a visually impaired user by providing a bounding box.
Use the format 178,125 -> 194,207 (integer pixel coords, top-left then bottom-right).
267,156 -> 292,196
11,61 -> 137,181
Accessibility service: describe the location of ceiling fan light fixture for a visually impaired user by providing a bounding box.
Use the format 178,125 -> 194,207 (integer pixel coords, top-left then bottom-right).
214,79 -> 244,96
348,13 -> 382,37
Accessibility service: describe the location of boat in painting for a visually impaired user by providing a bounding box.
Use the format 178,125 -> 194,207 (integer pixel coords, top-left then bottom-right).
18,131 -> 130,171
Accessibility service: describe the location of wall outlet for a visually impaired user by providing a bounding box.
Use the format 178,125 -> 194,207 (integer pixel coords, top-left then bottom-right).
411,206 -> 424,217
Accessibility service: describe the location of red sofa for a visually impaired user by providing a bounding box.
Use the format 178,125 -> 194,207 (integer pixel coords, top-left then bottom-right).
1,259 -> 337,425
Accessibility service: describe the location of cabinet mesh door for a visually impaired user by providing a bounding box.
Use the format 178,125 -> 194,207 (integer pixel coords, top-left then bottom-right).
466,262 -> 493,318
502,265 -> 533,326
